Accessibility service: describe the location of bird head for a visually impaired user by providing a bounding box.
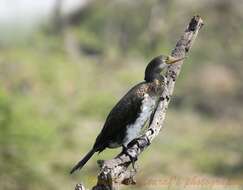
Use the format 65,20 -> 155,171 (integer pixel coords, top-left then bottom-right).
144,55 -> 184,82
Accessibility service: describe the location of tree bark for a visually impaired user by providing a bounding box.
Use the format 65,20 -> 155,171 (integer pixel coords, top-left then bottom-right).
74,15 -> 204,190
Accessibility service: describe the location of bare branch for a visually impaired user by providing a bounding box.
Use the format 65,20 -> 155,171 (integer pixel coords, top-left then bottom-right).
75,15 -> 204,190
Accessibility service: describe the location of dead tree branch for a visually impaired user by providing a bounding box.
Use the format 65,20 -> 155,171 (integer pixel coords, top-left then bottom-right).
74,15 -> 204,190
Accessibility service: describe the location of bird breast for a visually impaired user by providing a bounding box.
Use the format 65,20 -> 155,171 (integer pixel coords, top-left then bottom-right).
124,94 -> 157,146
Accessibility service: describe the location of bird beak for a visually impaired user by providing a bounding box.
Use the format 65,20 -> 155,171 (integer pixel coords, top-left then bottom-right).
165,56 -> 185,64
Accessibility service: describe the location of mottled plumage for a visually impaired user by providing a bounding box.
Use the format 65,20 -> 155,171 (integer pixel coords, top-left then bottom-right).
70,55 -> 182,174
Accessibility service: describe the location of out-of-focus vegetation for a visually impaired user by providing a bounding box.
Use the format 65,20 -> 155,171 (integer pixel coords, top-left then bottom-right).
0,0 -> 243,190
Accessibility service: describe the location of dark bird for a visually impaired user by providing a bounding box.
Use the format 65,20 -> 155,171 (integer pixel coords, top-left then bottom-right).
70,55 -> 183,174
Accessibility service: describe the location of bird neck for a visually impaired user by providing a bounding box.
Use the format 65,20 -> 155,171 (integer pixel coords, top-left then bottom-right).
145,72 -> 163,83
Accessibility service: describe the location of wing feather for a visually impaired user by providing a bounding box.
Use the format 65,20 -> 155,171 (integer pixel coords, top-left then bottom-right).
93,82 -> 147,151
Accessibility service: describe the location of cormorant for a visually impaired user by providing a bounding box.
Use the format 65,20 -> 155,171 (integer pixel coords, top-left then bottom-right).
70,55 -> 183,174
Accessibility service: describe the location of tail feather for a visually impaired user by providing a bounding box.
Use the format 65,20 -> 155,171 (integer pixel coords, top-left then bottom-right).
70,149 -> 96,174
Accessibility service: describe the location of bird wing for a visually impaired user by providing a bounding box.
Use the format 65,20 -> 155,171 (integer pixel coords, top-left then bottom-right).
93,82 -> 147,152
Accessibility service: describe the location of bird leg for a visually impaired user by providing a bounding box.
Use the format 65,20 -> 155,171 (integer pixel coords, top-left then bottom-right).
122,145 -> 137,170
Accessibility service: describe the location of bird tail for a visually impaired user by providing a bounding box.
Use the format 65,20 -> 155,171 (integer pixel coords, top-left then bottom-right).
70,149 -> 96,174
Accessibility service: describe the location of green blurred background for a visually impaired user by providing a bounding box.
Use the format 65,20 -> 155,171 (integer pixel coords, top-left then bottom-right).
0,0 -> 243,189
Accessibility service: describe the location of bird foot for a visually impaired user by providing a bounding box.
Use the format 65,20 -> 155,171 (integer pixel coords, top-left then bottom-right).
122,145 -> 138,170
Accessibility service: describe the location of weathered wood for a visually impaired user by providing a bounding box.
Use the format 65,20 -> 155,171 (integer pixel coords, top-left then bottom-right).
75,15 -> 204,190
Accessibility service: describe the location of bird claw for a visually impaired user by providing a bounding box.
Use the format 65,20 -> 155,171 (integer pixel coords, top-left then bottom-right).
122,145 -> 138,170
130,156 -> 137,170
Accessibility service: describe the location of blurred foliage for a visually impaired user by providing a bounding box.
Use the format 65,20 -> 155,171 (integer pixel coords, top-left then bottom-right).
0,0 -> 243,190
